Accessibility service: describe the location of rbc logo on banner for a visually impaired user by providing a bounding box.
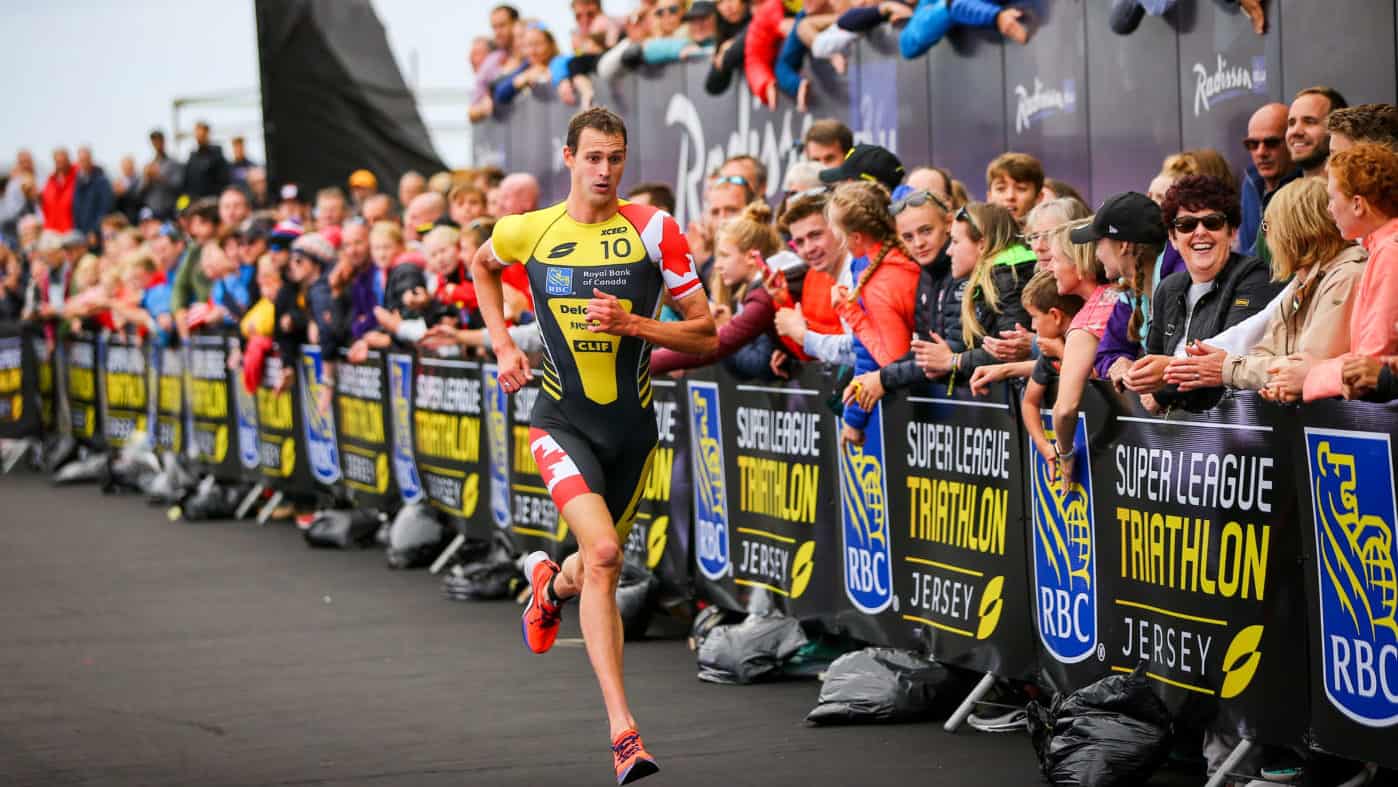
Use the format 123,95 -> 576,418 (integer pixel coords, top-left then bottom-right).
839,403 -> 893,614
483,365 -> 512,530
387,354 -> 423,504
232,338 -> 260,471
299,348 -> 341,485
688,380 -> 730,580
1306,429 -> 1398,726
1031,414 -> 1096,663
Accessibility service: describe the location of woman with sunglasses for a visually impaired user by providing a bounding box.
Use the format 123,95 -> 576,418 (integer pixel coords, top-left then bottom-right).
1162,178 -> 1364,399
1121,175 -> 1278,411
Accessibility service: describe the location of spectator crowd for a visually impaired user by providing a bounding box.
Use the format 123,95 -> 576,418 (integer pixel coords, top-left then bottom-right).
3,3 -> 1398,784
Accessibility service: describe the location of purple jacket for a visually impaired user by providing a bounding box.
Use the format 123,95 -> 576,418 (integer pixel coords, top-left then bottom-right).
1093,297 -> 1143,379
349,265 -> 382,340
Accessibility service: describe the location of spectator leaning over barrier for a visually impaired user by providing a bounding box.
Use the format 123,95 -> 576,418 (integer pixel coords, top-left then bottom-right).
347,220 -> 404,347
1287,86 -> 1348,180
1070,191 -> 1165,383
72,147 -> 114,249
985,152 -> 1044,227
743,0 -> 794,108
170,198 -> 222,338
804,118 -> 854,169
773,0 -> 841,111
1124,175 -> 1279,411
41,147 -> 76,234
1013,270 -> 1083,453
651,203 -> 783,378
829,181 -> 918,445
495,25 -> 561,107
939,202 -> 1035,383
470,4 -> 521,122
900,0 -> 1030,60
703,0 -> 752,95
642,0 -> 718,68
1327,102 -> 1398,154
846,187 -> 959,411
273,233 -> 336,389
1163,178 -> 1365,397
1023,196 -> 1091,273
1237,103 -> 1299,253
771,192 -> 853,365
1304,143 -> 1398,402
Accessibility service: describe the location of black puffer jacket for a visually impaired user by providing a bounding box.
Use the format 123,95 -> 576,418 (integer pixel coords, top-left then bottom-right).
951,247 -> 1038,379
1148,251 -> 1282,411
880,245 -> 967,390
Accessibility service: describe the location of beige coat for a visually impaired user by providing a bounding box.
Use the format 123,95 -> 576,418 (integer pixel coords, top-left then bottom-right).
1223,244 -> 1368,390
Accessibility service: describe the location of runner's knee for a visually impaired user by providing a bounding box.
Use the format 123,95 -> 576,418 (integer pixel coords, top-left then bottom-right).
583,538 -> 623,576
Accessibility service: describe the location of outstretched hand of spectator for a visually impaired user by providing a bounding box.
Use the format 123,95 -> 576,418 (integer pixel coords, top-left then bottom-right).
969,363 -> 1011,396
1341,354 -> 1383,400
983,323 -> 1032,362
769,349 -> 790,379
1165,341 -> 1226,391
996,7 -> 1030,45
773,305 -> 806,342
842,370 -> 884,412
912,333 -> 953,378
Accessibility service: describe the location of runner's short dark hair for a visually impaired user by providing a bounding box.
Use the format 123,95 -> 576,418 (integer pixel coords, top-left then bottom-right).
566,107 -> 628,151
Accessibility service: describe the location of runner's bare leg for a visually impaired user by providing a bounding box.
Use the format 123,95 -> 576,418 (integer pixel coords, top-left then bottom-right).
553,492 -> 635,739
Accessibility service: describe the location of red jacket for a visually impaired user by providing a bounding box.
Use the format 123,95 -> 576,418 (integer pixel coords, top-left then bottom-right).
833,242 -> 919,366
744,0 -> 789,106
41,167 -> 76,233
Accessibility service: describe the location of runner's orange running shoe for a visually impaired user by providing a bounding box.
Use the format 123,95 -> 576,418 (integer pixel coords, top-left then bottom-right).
520,551 -> 563,654
611,728 -> 659,784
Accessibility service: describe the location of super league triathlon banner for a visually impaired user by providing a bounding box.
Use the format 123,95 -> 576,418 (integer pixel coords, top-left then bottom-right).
34,332 -> 56,433
689,365 -> 841,617
837,382 -> 1034,678
187,332 -> 242,480
0,322 -> 42,439
1044,384 -> 1307,742
255,351 -> 314,491
333,349 -> 397,510
298,345 -> 341,488
411,354 -> 488,530
152,345 -> 185,454
622,377 -> 692,596
1295,398 -> 1398,767
387,352 -> 424,505
100,332 -> 148,449
498,368 -> 575,561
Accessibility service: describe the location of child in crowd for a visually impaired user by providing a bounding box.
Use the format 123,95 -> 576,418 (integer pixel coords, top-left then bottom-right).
239,255 -> 282,393
448,183 -> 487,227
985,152 -> 1045,225
371,264 -> 456,349
1014,272 -> 1085,464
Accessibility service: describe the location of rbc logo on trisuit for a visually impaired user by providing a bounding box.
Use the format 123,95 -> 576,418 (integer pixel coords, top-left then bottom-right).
387,354 -> 423,503
1306,429 -> 1398,726
688,380 -> 730,580
483,365 -> 512,530
839,403 -> 893,614
1031,414 -> 1096,663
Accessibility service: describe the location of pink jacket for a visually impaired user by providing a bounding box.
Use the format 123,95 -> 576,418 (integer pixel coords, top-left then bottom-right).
1305,217 -> 1398,400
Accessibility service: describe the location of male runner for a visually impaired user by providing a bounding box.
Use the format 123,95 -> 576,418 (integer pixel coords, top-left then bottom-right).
470,107 -> 716,784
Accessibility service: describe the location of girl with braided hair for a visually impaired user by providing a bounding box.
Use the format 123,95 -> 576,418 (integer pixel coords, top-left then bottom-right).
827,180 -> 919,446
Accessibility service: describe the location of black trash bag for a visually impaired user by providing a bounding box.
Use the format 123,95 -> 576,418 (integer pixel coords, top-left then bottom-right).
1026,663 -> 1173,787
53,453 -> 108,485
442,543 -> 523,601
697,611 -> 808,685
617,559 -> 660,641
385,503 -> 447,569
181,477 -> 243,521
304,509 -> 382,549
805,648 -> 957,725
42,434 -> 77,475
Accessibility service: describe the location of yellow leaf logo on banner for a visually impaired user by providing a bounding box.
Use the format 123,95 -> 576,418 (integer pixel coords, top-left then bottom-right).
1219,624 -> 1265,698
977,575 -> 1005,640
647,516 -> 668,569
790,540 -> 816,598
462,473 -> 480,516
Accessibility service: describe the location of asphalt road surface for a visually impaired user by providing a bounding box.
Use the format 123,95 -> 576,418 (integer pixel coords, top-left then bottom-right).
0,471 -> 1112,786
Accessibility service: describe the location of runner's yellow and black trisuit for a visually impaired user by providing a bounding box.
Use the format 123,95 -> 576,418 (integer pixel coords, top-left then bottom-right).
490,200 -> 703,535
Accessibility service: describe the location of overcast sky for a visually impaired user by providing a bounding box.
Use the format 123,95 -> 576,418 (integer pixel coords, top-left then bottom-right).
0,0 -> 584,176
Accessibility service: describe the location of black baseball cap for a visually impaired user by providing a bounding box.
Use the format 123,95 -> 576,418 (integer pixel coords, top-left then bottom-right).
818,144 -> 905,194
683,0 -> 716,20
1070,191 -> 1167,245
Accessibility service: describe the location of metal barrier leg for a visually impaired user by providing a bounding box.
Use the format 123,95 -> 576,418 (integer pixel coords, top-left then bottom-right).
429,534 -> 467,575
255,491 -> 284,526
235,483 -> 265,520
1204,738 -> 1254,787
943,671 -> 998,733
1,439 -> 28,473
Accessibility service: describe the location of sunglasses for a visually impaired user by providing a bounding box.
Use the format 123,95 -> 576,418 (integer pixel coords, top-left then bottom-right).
891,189 -> 950,216
1243,136 -> 1284,151
715,174 -> 749,188
785,186 -> 829,201
1170,212 -> 1228,234
955,205 -> 981,237
654,4 -> 683,16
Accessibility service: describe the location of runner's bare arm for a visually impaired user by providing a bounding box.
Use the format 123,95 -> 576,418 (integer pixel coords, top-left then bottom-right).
470,240 -> 531,389
586,287 -> 716,355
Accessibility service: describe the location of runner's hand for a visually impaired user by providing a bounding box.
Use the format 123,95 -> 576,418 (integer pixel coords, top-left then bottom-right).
586,288 -> 634,336
496,342 -> 531,394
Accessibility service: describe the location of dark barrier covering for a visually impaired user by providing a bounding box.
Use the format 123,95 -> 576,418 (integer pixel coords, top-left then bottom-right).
386,352 -> 425,505
1295,398 -> 1398,764
841,383 -> 1036,680
100,333 -> 147,449
297,345 -> 341,488
500,371 -> 574,561
66,335 -> 102,447
412,354 -> 489,532
1002,0 -> 1089,187
622,378 -> 692,596
333,349 -> 397,510
188,332 -> 243,480
254,351 -> 313,492
0,323 -> 42,439
152,345 -> 185,455
689,365 -> 842,616
33,332 -> 56,434
1086,387 -> 1305,744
